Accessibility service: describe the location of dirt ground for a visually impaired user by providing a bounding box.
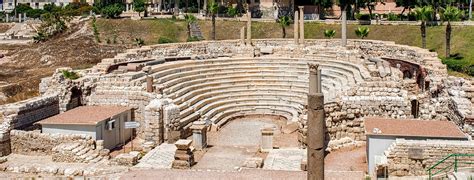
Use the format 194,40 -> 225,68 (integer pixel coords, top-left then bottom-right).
0,20 -> 128,105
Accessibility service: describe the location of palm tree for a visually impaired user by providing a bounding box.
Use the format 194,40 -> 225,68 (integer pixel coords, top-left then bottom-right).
184,14 -> 197,39
414,6 -> 433,49
355,26 -> 369,39
324,29 -> 336,39
441,6 -> 462,57
209,2 -> 219,40
278,16 -> 290,38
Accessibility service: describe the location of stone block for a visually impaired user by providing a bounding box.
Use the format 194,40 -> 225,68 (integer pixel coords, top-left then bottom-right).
282,122 -> 299,134
174,139 -> 193,150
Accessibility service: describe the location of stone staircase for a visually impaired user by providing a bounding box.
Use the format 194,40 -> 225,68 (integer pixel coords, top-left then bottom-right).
189,22 -> 204,40
52,142 -> 110,164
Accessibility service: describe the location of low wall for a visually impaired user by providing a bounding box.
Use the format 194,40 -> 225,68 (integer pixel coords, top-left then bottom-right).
0,95 -> 59,129
10,130 -> 94,156
383,139 -> 474,177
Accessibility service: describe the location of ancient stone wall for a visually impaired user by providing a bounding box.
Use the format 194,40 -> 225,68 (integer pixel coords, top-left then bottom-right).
383,139 -> 474,177
0,95 -> 59,130
10,130 -> 94,156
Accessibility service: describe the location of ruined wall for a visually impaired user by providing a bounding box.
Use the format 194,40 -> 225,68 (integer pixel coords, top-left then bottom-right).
10,130 -> 94,156
0,95 -> 59,129
383,139 -> 474,177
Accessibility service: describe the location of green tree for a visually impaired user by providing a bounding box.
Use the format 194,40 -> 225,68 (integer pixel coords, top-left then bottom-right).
441,6 -> 463,57
324,29 -> 336,38
414,6 -> 433,49
355,26 -> 370,39
209,2 -> 218,40
133,0 -> 146,17
278,16 -> 290,38
100,3 -> 124,18
13,3 -> 32,14
311,0 -> 333,19
184,14 -> 197,39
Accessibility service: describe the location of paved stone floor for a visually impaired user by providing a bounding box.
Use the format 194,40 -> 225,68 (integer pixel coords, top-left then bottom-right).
134,143 -> 177,169
263,148 -> 307,171
192,119 -> 277,170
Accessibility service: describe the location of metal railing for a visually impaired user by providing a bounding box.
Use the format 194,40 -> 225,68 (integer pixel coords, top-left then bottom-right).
427,153 -> 474,179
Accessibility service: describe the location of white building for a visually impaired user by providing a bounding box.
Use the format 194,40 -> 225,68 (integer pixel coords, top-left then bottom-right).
38,106 -> 133,150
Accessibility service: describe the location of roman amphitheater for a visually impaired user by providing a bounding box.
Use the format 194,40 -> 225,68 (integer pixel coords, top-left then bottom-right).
1,36 -> 474,179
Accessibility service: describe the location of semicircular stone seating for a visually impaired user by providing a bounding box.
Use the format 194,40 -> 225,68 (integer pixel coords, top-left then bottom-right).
134,57 -> 371,130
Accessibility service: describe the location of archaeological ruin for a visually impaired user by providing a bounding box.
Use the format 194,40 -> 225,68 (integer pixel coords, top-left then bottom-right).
1,17 -> 474,178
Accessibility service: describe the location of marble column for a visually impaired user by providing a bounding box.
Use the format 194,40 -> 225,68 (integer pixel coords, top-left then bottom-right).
247,11 -> 252,45
5,14 -> 9,22
190,121 -> 208,150
158,0 -> 163,12
260,125 -> 274,152
240,26 -> 246,44
174,0 -> 179,16
307,63 -> 325,180
18,14 -> 21,23
23,13 -> 26,21
341,8 -> 347,47
294,10 -> 299,44
298,6 -> 304,44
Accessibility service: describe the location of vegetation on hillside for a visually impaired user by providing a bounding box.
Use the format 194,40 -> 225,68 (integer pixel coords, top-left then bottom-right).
96,19 -> 474,76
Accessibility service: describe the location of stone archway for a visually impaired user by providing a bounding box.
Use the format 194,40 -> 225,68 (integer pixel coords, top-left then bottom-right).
66,87 -> 82,111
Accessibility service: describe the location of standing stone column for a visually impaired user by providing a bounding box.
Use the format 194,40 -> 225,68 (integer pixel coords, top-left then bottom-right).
158,0 -> 163,12
299,6 -> 304,44
146,76 -> 154,92
260,125 -> 274,152
307,63 -> 324,180
23,13 -> 26,21
341,8 -> 347,47
5,14 -> 9,23
247,11 -> 252,45
203,0 -> 207,14
126,4 -> 129,12
18,14 -> 21,23
240,26 -> 246,44
190,121 -> 208,150
174,0 -> 179,16
294,11 -> 299,44
172,139 -> 194,169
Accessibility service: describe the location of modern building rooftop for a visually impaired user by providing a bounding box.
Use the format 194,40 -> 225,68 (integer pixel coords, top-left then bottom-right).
364,117 -> 467,139
38,106 -> 131,125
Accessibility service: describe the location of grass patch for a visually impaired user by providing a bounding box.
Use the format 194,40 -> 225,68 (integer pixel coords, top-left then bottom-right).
96,19 -> 474,76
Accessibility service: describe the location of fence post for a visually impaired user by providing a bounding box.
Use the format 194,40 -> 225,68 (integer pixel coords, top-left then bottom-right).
454,155 -> 458,172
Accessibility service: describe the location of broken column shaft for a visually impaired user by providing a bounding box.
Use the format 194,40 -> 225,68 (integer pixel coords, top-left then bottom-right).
307,63 -> 324,180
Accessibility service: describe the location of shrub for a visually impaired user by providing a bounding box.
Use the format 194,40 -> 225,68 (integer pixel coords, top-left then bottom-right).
100,4 -> 124,18
26,9 -> 46,19
355,26 -> 370,39
92,16 -> 100,42
226,6 -> 238,17
134,38 -> 145,46
158,36 -> 174,44
61,70 -> 80,80
323,29 -> 336,38
387,13 -> 400,21
355,13 -> 371,20
187,36 -> 201,42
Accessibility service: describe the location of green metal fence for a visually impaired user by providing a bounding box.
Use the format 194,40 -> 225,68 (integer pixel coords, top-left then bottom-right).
427,153 -> 474,179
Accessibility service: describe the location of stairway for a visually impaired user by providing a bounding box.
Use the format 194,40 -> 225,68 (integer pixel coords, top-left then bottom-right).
52,142 -> 110,164
190,22 -> 204,40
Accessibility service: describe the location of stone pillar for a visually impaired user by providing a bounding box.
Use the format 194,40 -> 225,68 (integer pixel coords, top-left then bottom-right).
190,121 -> 208,150
240,26 -> 246,44
247,11 -> 252,45
260,125 -> 274,152
341,9 -> 347,47
5,14 -> 8,23
18,14 -> 21,23
158,0 -> 163,12
174,0 -> 179,16
23,13 -> 26,21
146,76 -> 154,93
299,6 -> 304,44
307,63 -> 325,180
294,11 -> 299,44
203,0 -> 207,14
172,139 -> 194,169
0,132 -> 11,157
